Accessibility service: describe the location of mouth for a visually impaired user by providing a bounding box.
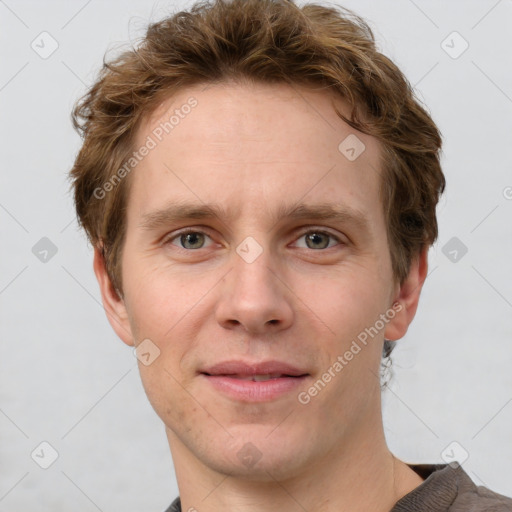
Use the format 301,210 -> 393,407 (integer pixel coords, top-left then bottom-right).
200,372 -> 308,381
199,360 -> 310,402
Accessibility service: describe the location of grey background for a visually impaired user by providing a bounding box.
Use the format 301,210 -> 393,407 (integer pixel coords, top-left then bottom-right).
1,0 -> 511,510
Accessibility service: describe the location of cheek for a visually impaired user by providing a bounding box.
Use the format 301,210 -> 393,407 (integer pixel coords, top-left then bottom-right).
121,255 -> 219,383
122,254 -> 199,337
123,261 -> 204,421
307,265 -> 389,339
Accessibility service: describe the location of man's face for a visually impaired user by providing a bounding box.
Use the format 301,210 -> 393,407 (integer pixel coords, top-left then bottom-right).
104,81 -> 407,479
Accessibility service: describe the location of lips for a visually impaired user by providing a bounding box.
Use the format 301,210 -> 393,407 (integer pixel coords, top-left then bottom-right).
200,361 -> 310,402
200,360 -> 309,379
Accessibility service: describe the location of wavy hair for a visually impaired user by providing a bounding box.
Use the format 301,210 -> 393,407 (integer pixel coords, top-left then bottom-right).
69,0 -> 445,362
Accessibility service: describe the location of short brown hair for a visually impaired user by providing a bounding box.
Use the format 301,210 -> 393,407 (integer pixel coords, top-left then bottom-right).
69,0 -> 445,304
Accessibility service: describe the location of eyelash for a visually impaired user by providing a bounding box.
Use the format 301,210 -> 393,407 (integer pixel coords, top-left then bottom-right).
162,228 -> 344,251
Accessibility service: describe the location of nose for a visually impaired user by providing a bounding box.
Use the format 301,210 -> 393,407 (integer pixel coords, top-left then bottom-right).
214,245 -> 294,336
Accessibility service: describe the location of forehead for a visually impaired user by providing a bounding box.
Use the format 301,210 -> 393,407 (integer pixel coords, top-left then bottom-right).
128,81 -> 384,231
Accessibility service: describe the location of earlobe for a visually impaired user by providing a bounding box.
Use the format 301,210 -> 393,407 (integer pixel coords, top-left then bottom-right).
93,245 -> 135,347
384,246 -> 429,342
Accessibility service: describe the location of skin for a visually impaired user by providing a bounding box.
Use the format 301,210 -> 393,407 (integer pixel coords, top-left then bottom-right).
94,81 -> 428,512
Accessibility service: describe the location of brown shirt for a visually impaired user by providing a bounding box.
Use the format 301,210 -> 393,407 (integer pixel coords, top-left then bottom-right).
392,463 -> 512,511
164,463 -> 512,511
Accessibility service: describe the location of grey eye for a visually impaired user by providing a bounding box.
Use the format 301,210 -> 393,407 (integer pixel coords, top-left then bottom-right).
178,232 -> 207,249
305,232 -> 330,249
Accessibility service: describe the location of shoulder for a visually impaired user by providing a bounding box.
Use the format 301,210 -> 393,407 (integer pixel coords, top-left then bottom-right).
454,481 -> 512,511
393,463 -> 512,511
447,464 -> 512,511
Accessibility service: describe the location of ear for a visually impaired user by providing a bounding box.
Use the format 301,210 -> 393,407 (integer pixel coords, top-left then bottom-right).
384,246 -> 429,341
93,245 -> 135,347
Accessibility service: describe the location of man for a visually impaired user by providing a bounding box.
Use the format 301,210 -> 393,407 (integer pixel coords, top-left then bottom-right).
68,0 -> 512,510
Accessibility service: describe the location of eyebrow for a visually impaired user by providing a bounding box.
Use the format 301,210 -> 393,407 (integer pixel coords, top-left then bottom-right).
139,201 -> 369,232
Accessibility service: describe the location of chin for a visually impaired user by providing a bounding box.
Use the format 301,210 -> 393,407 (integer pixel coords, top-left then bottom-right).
209,428 -> 314,481
205,448 -> 310,483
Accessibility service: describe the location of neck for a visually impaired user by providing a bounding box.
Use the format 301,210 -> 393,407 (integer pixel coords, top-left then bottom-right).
167,411 -> 424,512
